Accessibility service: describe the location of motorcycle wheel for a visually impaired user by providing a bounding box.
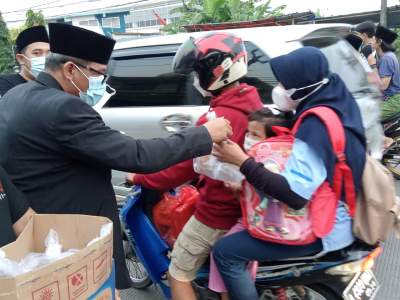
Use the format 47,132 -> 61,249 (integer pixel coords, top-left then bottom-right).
123,237 -> 153,289
383,135 -> 400,179
258,284 -> 341,300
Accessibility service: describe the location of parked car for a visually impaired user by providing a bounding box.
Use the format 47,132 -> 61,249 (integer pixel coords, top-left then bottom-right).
95,23 -> 381,190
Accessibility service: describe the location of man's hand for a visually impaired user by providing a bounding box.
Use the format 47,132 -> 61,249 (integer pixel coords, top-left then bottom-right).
203,117 -> 233,143
213,140 -> 249,167
125,173 -> 135,186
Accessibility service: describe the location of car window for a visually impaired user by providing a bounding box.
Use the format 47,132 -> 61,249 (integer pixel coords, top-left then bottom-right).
105,52 -> 205,107
244,41 -> 275,104
105,41 -> 276,107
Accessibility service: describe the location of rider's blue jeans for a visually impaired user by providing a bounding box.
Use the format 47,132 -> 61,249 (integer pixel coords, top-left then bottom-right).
213,230 -> 323,300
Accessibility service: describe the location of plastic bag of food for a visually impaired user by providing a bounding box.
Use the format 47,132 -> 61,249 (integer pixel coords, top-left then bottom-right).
87,223 -> 113,247
0,229 -> 79,277
193,155 -> 244,183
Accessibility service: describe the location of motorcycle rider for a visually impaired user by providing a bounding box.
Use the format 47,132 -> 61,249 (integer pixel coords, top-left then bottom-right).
212,47 -> 366,300
354,21 -> 378,72
128,32 -> 263,300
374,25 -> 400,120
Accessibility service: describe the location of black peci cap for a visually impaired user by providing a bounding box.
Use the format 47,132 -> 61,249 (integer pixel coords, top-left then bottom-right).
48,23 -> 116,65
16,25 -> 49,53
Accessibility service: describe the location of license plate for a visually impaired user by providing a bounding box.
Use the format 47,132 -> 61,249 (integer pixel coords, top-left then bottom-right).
343,270 -> 380,300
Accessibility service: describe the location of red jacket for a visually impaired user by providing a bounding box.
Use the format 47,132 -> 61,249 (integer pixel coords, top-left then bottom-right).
134,83 -> 263,229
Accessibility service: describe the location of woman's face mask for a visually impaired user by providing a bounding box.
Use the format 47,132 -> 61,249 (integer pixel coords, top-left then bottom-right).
271,78 -> 329,112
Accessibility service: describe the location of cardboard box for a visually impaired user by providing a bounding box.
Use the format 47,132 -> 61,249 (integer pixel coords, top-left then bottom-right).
87,261 -> 115,300
0,214 -> 113,300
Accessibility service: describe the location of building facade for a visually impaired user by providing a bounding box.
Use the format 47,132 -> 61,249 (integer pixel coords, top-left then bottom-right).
45,0 -> 181,37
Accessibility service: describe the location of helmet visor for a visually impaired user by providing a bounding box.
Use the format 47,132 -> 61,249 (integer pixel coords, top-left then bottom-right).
172,37 -> 198,74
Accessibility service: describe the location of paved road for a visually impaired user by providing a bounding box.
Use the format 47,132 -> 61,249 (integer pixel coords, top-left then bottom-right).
122,181 -> 400,300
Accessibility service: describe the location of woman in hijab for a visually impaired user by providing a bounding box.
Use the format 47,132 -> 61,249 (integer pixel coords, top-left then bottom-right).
212,47 -> 367,300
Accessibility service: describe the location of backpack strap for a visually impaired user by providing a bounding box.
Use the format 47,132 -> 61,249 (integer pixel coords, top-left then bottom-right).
292,106 -> 357,217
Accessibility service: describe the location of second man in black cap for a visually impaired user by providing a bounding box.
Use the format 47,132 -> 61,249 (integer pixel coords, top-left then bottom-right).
0,23 -> 232,290
0,25 -> 49,97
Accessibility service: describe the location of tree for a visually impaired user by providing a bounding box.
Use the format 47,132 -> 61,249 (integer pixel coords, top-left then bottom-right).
8,9 -> 45,44
25,9 -> 45,28
0,11 -> 15,73
164,0 -> 286,34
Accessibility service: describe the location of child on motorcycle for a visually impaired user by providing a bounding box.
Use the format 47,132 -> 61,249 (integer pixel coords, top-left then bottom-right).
126,33 -> 263,300
208,107 -> 289,300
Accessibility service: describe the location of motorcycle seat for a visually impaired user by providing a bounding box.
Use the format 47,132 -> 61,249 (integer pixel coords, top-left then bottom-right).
259,241 -> 376,266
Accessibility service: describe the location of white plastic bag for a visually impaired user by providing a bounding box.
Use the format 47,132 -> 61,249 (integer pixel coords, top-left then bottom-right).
0,250 -> 22,277
355,96 -> 384,159
193,109 -> 245,183
87,223 -> 113,247
0,229 -> 78,277
193,155 -> 245,183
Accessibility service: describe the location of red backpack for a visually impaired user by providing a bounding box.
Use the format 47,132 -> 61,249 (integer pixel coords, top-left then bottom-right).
242,106 -> 357,245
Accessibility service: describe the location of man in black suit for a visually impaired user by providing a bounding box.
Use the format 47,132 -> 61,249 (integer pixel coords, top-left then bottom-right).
0,23 -> 232,290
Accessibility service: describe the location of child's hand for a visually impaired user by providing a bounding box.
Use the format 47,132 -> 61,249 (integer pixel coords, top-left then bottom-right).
213,140 -> 250,167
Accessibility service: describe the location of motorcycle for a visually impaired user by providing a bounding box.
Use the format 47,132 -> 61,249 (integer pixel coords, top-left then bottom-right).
119,185 -> 382,300
382,112 -> 400,179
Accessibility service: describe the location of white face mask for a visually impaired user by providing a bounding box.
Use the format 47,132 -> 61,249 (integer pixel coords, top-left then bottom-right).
69,64 -> 115,106
22,55 -> 46,78
244,133 -> 261,152
271,78 -> 330,112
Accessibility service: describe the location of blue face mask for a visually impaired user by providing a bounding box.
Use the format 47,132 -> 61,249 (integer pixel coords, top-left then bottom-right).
23,55 -> 46,78
70,64 -> 115,106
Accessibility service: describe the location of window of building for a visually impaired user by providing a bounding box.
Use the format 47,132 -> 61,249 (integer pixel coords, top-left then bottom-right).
78,19 -> 99,26
131,3 -> 181,28
102,17 -> 121,28
124,14 -> 133,29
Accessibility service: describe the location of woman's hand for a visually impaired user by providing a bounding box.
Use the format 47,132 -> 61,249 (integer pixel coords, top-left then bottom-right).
213,140 -> 250,167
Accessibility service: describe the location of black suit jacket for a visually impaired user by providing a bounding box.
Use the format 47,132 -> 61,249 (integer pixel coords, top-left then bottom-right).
0,74 -> 26,97
0,72 -> 212,288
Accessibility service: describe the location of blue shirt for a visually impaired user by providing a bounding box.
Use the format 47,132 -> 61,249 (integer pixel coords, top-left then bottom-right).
378,52 -> 400,98
281,138 -> 354,252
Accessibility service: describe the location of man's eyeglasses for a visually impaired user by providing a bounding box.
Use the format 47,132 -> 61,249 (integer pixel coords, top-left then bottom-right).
74,62 -> 109,84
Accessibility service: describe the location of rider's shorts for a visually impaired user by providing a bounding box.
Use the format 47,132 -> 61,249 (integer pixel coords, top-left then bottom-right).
168,216 -> 227,282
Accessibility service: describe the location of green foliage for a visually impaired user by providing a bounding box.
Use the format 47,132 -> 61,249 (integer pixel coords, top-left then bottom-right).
164,0 -> 286,34
25,9 -> 45,28
0,11 -> 15,73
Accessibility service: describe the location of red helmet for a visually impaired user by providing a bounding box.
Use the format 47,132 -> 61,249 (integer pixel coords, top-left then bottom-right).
172,32 -> 248,91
